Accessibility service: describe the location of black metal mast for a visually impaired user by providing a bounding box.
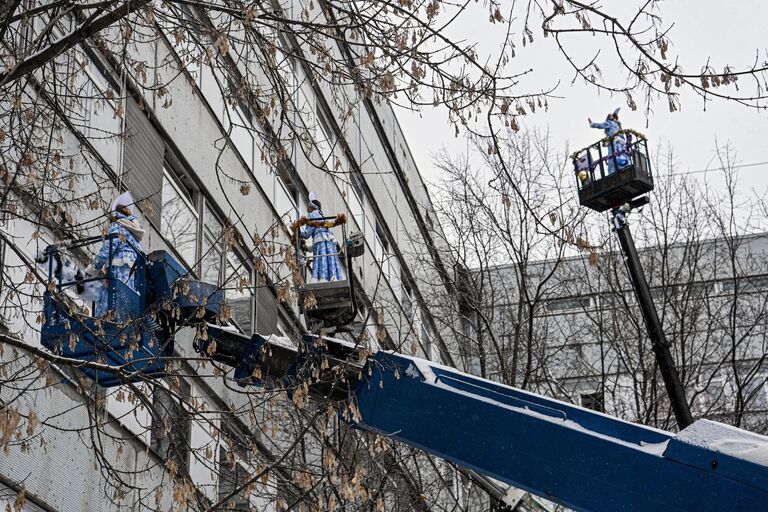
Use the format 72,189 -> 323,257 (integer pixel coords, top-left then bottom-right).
611,204 -> 694,428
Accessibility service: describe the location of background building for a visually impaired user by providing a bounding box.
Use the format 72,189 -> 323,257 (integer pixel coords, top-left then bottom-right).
476,232 -> 768,433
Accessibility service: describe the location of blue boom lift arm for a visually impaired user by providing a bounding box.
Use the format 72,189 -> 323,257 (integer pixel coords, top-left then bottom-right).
198,328 -> 768,512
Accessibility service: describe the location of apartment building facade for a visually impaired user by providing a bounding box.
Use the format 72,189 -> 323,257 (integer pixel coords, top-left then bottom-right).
0,4 -> 487,511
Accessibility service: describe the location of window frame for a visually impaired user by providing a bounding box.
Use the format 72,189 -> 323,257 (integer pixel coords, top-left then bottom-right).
224,249 -> 255,336
199,199 -> 256,336
580,391 -> 605,413
160,166 -> 200,268
187,385 -> 220,501
201,201 -> 225,282
106,383 -> 153,446
375,223 -> 392,281
150,379 -> 192,475
545,295 -> 595,314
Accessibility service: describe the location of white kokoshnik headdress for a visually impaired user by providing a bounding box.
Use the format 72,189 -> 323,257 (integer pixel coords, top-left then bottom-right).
308,191 -> 322,210
110,191 -> 145,241
110,191 -> 136,215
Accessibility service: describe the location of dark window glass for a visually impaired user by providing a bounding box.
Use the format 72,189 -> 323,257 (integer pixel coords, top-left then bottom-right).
581,391 -> 604,413
150,381 -> 191,474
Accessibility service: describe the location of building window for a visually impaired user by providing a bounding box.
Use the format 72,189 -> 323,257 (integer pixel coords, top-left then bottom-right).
188,388 -> 220,501
650,286 -> 671,302
200,204 -> 255,335
198,64 -> 228,129
696,373 -> 729,412
201,204 -> 224,285
273,172 -> 296,222
580,391 -> 604,413
545,296 -> 593,313
226,252 -> 254,335
425,212 -> 434,229
151,380 -> 191,474
598,292 -> 622,310
0,209 -> 5,311
276,44 -> 297,102
218,426 -> 275,509
375,224 -> 391,282
106,383 -> 153,446
348,173 -> 365,233
719,275 -> 768,294
64,50 -> 122,169
421,322 -> 432,360
218,430 -> 252,509
401,275 -> 413,320
336,154 -> 365,234
743,374 -> 768,410
161,168 -> 198,267
389,252 -> 401,294
743,276 -> 768,292
230,107 -> 255,171
316,103 -> 333,163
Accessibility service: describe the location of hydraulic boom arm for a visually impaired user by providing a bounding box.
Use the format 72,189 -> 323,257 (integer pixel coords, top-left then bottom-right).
200,330 -> 768,512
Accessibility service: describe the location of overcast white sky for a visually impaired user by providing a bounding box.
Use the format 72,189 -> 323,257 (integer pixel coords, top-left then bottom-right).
396,1 -> 768,198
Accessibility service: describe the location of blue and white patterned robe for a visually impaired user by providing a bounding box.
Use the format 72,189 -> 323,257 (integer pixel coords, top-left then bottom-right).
300,209 -> 344,282
590,119 -> 628,173
91,213 -> 143,316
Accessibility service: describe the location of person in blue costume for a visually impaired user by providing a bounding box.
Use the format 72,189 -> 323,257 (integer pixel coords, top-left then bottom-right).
299,192 -> 344,283
588,108 -> 628,174
86,191 -> 146,317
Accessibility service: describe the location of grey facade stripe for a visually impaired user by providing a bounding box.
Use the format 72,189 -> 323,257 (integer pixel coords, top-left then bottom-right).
123,98 -> 163,226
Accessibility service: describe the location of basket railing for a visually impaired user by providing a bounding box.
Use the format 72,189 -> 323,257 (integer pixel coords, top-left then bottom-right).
572,129 -> 651,191
44,233 -> 146,322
